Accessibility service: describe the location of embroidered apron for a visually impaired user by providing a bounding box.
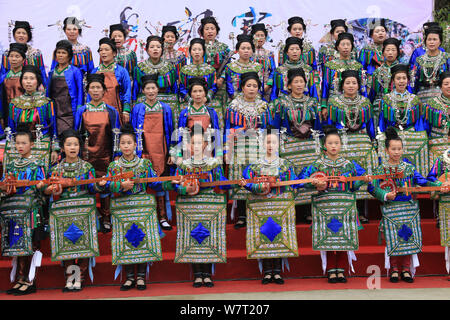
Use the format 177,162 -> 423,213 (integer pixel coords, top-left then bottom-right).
100,71 -> 122,121
51,76 -> 73,135
186,113 -> 211,132
142,112 -> 167,177
82,111 -> 112,177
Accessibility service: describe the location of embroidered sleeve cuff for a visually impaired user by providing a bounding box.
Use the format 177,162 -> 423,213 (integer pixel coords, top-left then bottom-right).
123,103 -> 131,113
94,183 -> 104,193
178,185 -> 187,195
162,181 -> 174,191
428,180 -> 442,187
111,181 -> 121,193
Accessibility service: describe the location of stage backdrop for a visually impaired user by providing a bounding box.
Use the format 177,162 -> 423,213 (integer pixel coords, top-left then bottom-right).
0,0 -> 434,71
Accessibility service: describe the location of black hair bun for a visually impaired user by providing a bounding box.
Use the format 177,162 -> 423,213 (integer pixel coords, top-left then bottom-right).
322,125 -> 338,136
385,126 -> 398,140
16,122 -> 32,134
59,128 -> 81,142
190,123 -> 205,137
120,123 -> 135,135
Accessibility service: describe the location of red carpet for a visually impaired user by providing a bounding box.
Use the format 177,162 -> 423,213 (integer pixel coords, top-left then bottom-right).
1,276 -> 449,300
1,218 -> 449,296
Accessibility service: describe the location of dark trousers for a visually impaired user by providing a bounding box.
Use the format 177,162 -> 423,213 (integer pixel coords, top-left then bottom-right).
326,251 -> 348,273
124,263 -> 147,279
262,258 -> 282,275
192,263 -> 212,278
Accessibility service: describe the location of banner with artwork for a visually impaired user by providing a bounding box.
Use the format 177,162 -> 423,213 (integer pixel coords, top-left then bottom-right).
0,0 -> 433,71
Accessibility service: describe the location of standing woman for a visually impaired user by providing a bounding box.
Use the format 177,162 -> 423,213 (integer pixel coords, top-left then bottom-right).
378,64 -> 428,175
91,37 -> 131,124
409,22 -> 446,68
200,17 -> 230,75
178,38 -> 217,103
1,123 -> 46,296
109,23 -> 137,82
318,19 -> 357,74
224,72 -> 272,228
172,77 -> 221,163
299,126 -> 367,283
161,25 -> 187,79
59,17 -> 94,78
368,127 -> 444,283
199,17 -> 230,105
324,70 -> 375,140
74,73 -> 120,233
321,32 -> 365,105
131,74 -> 174,230
44,129 -> 100,292
324,70 -> 376,224
271,37 -> 319,101
7,65 -> 59,165
0,43 -> 27,132
271,68 -> 320,137
378,64 -> 424,133
133,35 -> 178,114
358,18 -> 388,75
1,20 -> 48,89
222,34 -> 264,100
270,68 -> 320,218
368,38 -> 402,110
278,16 -> 316,70
412,26 -> 450,104
251,23 -> 276,102
422,72 -> 450,166
47,40 -> 83,136
102,123 -> 168,291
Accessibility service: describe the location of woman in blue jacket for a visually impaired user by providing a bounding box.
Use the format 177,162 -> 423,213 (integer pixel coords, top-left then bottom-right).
47,40 -> 83,135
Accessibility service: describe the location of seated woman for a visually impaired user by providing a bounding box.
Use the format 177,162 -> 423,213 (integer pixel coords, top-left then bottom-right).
169,124 -> 230,288
368,127 -> 445,283
44,129 -> 101,292
299,125 -> 368,283
242,126 -> 301,285
100,123 -> 169,291
1,123 -> 46,296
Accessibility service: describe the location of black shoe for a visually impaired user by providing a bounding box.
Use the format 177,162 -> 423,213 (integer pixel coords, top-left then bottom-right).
13,284 -> 36,296
193,277 -> 203,288
234,219 -> 246,229
261,274 -> 273,285
336,272 -> 347,283
101,221 -> 112,234
401,271 -> 414,283
327,271 -> 338,284
160,219 -> 173,231
120,279 -> 136,291
62,282 -> 74,292
359,215 -> 369,224
6,283 -> 23,295
273,274 -> 284,285
203,277 -> 214,288
136,278 -> 147,290
389,271 -> 399,283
